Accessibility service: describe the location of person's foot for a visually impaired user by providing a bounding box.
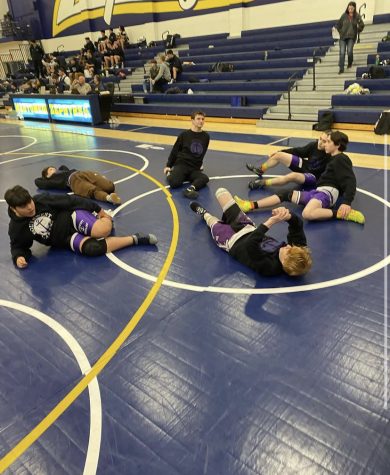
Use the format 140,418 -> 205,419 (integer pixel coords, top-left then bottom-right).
337,209 -> 365,224
106,192 -> 122,205
338,69 -> 344,74
190,201 -> 207,216
132,233 -> 158,245
183,185 -> 199,199
248,178 -> 265,190
347,63 -> 353,69
233,195 -> 255,213
246,163 -> 263,176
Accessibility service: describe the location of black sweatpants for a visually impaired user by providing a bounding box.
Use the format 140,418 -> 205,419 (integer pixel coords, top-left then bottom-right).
167,165 -> 209,190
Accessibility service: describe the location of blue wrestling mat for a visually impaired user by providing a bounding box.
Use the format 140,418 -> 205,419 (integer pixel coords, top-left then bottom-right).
0,122 -> 389,474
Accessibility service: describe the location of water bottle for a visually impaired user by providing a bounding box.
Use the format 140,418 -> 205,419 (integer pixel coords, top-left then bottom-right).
375,54 -> 380,65
264,50 -> 268,61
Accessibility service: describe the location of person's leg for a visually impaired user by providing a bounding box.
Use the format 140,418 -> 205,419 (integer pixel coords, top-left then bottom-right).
184,169 -> 209,198
234,193 -> 285,213
246,151 -> 293,176
249,171 -> 305,190
339,39 -> 346,72
71,209 -> 112,238
347,39 -> 354,68
301,198 -> 332,220
167,165 -> 188,188
69,233 -> 157,256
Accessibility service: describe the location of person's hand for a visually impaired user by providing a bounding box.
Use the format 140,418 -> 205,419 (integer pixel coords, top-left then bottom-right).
163,167 -> 171,175
272,207 -> 291,222
97,208 -> 112,220
16,256 -> 28,269
337,204 -> 351,219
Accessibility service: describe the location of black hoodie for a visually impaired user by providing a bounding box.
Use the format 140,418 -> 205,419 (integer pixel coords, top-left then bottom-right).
8,192 -> 101,265
34,165 -> 76,190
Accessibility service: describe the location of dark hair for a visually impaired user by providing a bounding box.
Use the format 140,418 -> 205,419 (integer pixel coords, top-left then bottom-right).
4,185 -> 32,208
166,49 -> 173,55
191,110 -> 206,120
119,25 -> 125,30
345,2 -> 357,14
100,30 -> 105,34
329,131 -> 349,151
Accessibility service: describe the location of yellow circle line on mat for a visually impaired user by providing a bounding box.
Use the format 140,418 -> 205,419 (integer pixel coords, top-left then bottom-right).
0,154 -> 180,472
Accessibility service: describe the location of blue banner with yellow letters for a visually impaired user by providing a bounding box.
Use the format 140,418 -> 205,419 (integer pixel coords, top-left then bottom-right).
9,0 -> 289,39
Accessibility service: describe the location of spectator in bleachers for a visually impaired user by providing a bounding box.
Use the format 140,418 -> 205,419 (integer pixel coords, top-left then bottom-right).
29,40 -> 44,78
336,1 -> 364,74
67,57 -> 83,75
151,53 -> 171,92
166,49 -> 182,83
71,75 -> 92,95
84,50 -> 101,73
97,30 -> 107,45
109,40 -> 124,68
20,78 -> 41,94
118,25 -> 130,49
57,68 -> 71,92
91,74 -> 106,92
143,59 -> 159,93
83,37 -> 95,54
108,27 -> 117,43
42,54 -> 58,76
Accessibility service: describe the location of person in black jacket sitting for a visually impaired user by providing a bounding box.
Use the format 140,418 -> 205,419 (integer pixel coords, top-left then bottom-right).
164,111 -> 210,198
35,165 -> 122,205
4,186 -> 158,269
234,131 -> 365,224
245,132 -> 330,190
165,49 -> 182,83
190,187 -> 312,277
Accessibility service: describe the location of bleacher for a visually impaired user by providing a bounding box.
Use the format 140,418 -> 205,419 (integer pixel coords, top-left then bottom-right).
112,21 -> 334,119
317,14 -> 390,127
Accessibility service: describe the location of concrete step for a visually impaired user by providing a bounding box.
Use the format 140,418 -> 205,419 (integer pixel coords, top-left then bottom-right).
269,104 -> 326,114
282,90 -> 334,99
264,111 -> 318,121
257,118 -> 315,130
277,97 -> 331,106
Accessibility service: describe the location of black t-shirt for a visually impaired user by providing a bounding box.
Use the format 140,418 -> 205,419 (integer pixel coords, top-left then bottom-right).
8,193 -> 101,264
167,129 -> 210,169
283,141 -> 330,178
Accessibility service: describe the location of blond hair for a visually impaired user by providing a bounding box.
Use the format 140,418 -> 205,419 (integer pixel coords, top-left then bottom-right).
282,246 -> 312,276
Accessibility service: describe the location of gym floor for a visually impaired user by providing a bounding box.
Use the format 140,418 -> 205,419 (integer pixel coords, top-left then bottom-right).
0,117 -> 389,474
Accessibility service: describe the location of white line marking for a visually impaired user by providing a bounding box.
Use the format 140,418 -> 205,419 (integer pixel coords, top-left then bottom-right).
384,134 -> 388,410
268,136 -> 290,146
0,300 -> 102,475
0,135 -> 37,155
106,175 -> 390,294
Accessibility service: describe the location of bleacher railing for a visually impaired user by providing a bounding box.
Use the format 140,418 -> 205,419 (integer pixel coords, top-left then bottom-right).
287,72 -> 299,120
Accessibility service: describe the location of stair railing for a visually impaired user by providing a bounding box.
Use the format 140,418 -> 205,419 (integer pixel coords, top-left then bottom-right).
309,48 -> 323,91
357,3 -> 366,43
287,72 -> 299,120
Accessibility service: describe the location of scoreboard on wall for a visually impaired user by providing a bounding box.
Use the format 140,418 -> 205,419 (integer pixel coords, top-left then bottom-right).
11,94 -> 103,125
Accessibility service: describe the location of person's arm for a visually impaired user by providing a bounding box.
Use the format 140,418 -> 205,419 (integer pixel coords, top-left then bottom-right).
286,213 -> 307,247
336,156 -> 357,206
199,133 -> 210,161
9,226 -> 33,268
59,165 -> 70,171
336,14 -> 344,33
281,142 -> 314,158
34,176 -> 54,189
166,132 -> 184,168
153,64 -> 164,82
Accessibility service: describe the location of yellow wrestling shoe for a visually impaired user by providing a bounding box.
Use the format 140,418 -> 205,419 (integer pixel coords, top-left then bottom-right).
234,195 -> 255,213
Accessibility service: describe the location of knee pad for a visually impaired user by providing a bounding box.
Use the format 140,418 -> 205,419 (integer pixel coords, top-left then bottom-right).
276,190 -> 293,203
81,238 -> 107,257
215,187 -> 228,199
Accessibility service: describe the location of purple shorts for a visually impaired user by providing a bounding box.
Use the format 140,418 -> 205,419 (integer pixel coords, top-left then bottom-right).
295,189 -> 332,208
71,209 -> 97,236
211,211 -> 255,251
289,155 -> 317,189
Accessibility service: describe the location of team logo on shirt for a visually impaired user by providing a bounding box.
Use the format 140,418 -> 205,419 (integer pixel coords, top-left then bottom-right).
190,140 -> 204,156
52,0 -> 255,36
29,213 -> 54,240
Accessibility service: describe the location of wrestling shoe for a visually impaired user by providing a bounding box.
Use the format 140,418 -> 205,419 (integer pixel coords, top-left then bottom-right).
183,185 -> 199,199
233,195 -> 254,213
190,201 -> 207,216
248,178 -> 265,190
132,233 -> 158,245
246,163 -> 263,176
106,192 -> 122,205
337,209 -> 365,224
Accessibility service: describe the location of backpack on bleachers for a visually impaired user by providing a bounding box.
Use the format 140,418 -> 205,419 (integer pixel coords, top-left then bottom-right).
210,62 -> 234,73
313,111 -> 334,131
369,65 -> 385,79
374,111 -> 390,135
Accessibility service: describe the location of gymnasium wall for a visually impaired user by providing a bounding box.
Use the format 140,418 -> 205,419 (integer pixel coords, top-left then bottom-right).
4,0 -> 390,53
